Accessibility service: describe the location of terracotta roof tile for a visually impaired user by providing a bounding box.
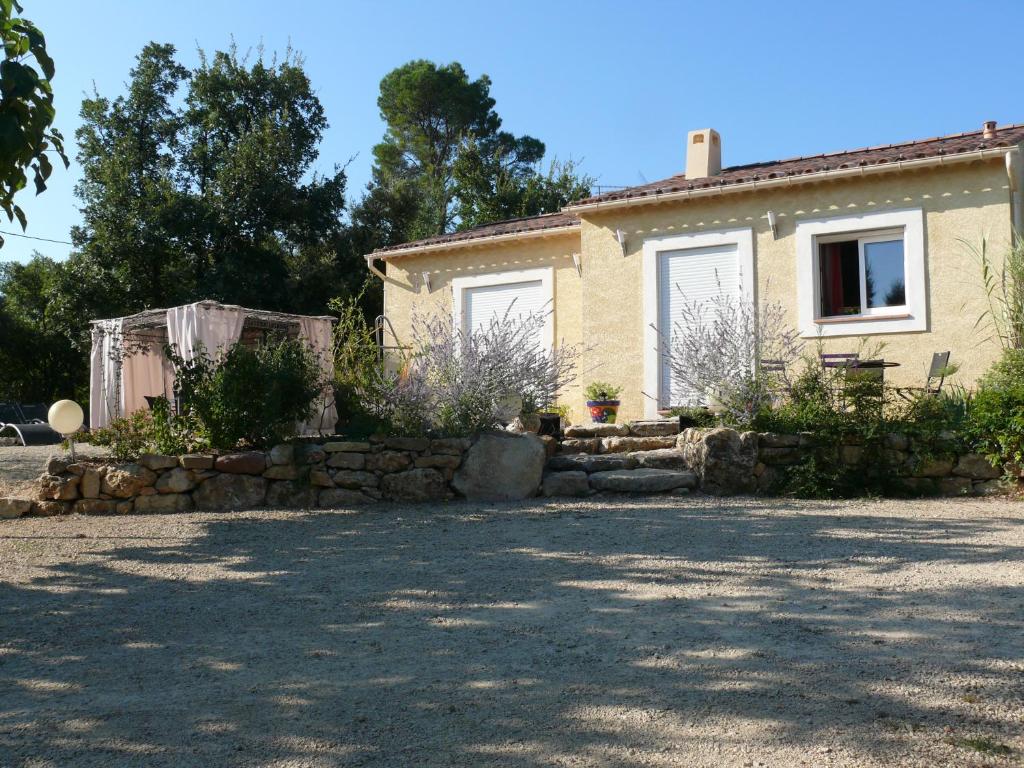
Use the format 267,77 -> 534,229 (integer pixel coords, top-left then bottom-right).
374,211 -> 578,255
571,122 -> 1024,207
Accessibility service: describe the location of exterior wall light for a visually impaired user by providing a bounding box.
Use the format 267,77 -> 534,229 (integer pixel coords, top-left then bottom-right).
48,399 -> 84,461
616,228 -> 628,256
767,210 -> 779,239
571,252 -> 582,277
421,271 -> 432,292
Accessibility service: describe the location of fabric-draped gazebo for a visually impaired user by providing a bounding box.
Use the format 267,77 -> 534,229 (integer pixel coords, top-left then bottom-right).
89,300 -> 337,435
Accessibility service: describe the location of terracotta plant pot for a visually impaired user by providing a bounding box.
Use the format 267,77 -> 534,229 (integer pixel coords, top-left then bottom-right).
587,400 -> 620,424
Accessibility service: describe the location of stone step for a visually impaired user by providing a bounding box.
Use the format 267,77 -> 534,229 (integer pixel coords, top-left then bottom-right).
627,419 -> 680,437
589,468 -> 697,493
547,453 -> 636,473
628,448 -> 689,470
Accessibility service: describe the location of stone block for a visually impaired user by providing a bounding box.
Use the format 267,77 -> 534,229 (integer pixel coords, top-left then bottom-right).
134,494 -> 194,514
45,456 -> 69,475
138,487 -> 158,496
323,441 -> 372,453
563,423 -> 629,438
953,453 -> 1001,480
365,451 -> 411,473
31,500 -> 69,517
266,481 -> 318,509
116,501 -> 134,515
80,467 -> 102,498
327,452 -> 366,470
937,477 -> 972,496
139,453 -> 178,471
626,420 -> 680,437
73,499 -> 118,515
0,498 -> 32,519
294,444 -> 326,465
884,433 -> 910,451
558,438 -> 601,454
677,428 -> 758,495
546,453 -> 637,473
429,438 -> 471,455
318,488 -> 375,507
193,474 -> 266,511
758,433 -> 801,448
309,469 -> 334,487
269,444 -> 295,465
384,436 -> 430,452
589,468 -> 697,493
602,436 -> 677,454
414,454 -> 462,470
910,456 -> 955,478
263,464 -> 301,481
542,471 -> 590,497
155,467 -> 197,494
973,479 -> 1008,496
180,454 -> 215,470
38,473 -> 81,501
629,448 -> 688,470
332,470 -> 379,489
839,445 -> 864,465
759,446 -> 805,465
381,468 -> 448,502
895,477 -> 938,496
214,452 -> 268,475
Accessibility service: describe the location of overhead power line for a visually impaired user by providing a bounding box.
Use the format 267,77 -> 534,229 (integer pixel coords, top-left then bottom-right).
0,230 -> 73,245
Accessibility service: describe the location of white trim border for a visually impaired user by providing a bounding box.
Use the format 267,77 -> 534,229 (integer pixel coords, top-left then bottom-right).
641,227 -> 755,419
451,267 -> 555,350
795,208 -> 927,338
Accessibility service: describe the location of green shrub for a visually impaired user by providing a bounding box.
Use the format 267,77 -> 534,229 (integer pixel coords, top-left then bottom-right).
168,338 -> 324,449
664,405 -> 718,428
84,410 -> 156,461
965,350 -> 1024,467
584,381 -> 622,401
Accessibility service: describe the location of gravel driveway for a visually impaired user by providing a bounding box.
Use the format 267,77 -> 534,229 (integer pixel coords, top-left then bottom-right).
1,496 -> 1021,767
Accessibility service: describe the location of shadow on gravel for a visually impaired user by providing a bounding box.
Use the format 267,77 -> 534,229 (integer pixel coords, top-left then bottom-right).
0,498 -> 1021,766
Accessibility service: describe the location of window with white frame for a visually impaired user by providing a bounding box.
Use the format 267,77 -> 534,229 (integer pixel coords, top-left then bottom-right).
795,208 -> 926,338
451,267 -> 554,351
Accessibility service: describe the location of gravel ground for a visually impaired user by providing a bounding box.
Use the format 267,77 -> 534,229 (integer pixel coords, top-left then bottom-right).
0,446 -> 111,496
0,495 -> 1021,767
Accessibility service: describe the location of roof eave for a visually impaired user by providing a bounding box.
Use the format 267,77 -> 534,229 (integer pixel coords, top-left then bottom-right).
564,147 -> 1013,215
367,223 -> 581,261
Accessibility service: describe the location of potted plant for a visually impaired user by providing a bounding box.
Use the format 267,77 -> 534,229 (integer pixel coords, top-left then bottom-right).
585,381 -> 623,424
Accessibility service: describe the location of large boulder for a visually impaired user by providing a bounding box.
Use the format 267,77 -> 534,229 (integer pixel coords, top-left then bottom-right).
381,468 -> 447,502
193,474 -> 266,511
453,432 -> 545,501
100,464 -> 156,498
678,428 -> 758,495
589,468 -> 697,493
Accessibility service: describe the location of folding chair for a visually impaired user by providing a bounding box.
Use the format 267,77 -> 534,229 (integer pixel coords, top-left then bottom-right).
896,352 -> 952,401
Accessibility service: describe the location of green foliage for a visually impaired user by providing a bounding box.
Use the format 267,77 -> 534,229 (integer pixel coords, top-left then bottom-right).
167,338 -> 323,449
966,234 -> 1024,351
964,349 -> 1024,468
329,291 -> 389,438
664,405 -> 718,428
353,59 -> 591,248
84,410 -> 156,461
584,381 -> 622,402
0,0 -> 69,245
0,254 -> 85,402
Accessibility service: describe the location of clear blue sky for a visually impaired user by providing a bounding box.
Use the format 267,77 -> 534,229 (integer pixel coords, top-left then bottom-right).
3,0 -> 1022,264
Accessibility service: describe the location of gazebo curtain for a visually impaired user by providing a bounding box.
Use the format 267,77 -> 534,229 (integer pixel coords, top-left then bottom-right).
297,315 -> 338,435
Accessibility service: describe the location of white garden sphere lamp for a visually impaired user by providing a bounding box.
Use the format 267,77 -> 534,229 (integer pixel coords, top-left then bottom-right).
48,399 -> 84,460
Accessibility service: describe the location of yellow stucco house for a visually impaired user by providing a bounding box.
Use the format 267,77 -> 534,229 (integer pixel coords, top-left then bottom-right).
367,121 -> 1024,422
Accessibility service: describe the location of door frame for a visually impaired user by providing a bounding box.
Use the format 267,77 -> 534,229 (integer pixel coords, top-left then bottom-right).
451,266 -> 555,350
641,227 -> 755,418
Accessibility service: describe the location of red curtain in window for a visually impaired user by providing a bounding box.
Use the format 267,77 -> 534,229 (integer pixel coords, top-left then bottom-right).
821,242 -> 844,315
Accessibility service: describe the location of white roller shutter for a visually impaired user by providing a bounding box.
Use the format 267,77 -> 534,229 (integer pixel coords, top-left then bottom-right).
658,244 -> 739,407
463,279 -> 546,346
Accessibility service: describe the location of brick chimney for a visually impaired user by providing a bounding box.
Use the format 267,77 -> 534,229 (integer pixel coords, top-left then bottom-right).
686,128 -> 721,179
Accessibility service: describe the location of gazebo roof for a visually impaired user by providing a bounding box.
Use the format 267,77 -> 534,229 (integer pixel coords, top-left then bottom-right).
91,300 -> 336,332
